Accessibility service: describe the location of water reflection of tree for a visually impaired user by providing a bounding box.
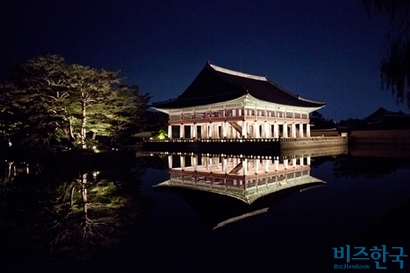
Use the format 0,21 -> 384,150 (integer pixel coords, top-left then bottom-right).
0,156 -> 154,272
49,172 -> 133,260
333,156 -> 410,178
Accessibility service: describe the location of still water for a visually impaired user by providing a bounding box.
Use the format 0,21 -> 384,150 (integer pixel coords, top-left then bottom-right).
1,147 -> 409,273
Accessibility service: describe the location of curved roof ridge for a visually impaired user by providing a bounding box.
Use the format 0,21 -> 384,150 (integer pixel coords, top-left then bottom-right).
297,96 -> 326,104
209,63 -> 267,81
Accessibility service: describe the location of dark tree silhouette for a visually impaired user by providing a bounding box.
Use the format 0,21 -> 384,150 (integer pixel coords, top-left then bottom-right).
363,0 -> 410,107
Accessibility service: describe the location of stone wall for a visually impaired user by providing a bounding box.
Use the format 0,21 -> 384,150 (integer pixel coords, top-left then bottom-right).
350,130 -> 410,144
280,136 -> 348,150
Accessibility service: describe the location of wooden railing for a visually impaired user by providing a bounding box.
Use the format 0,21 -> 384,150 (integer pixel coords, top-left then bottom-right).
169,115 -> 309,124
146,138 -> 280,143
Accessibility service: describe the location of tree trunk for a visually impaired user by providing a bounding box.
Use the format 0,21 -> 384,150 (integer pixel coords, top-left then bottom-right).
67,116 -> 75,141
81,99 -> 87,149
80,173 -> 91,239
61,182 -> 70,203
62,107 -> 75,142
81,173 -> 88,216
70,185 -> 76,207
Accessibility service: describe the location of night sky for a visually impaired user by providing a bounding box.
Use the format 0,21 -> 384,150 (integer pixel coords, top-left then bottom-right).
1,0 -> 408,121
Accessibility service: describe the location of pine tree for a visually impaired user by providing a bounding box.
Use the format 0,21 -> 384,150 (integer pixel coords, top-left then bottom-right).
0,54 -> 149,150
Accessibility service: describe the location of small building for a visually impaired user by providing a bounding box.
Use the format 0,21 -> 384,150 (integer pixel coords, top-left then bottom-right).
341,107 -> 410,146
152,62 -> 325,140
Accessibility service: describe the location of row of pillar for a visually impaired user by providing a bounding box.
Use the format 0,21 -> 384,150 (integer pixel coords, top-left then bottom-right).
168,155 -> 311,176
168,121 -> 310,139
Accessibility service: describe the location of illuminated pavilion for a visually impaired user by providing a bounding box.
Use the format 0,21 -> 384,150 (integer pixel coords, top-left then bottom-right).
152,62 -> 325,140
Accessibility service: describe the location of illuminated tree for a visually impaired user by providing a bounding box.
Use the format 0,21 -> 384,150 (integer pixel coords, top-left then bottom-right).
0,55 -> 72,148
0,83 -> 16,147
363,0 -> 410,107
84,84 -> 151,146
64,64 -> 121,149
0,55 -> 149,150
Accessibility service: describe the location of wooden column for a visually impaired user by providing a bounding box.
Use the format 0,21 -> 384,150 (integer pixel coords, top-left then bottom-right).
180,125 -> 184,138
168,125 -> 172,139
264,159 -> 269,173
192,155 -> 198,171
263,122 -> 269,138
202,124 -> 207,138
291,123 -> 296,138
283,123 -> 288,138
209,157 -> 214,172
222,121 -> 227,138
191,124 -> 197,138
222,158 -> 228,173
242,158 -> 248,175
242,121 -> 248,138
274,158 -> 279,171
168,155 -> 173,169
284,159 -> 289,169
254,159 -> 260,174
254,121 -> 260,138
180,155 -> 185,170
274,123 -> 279,138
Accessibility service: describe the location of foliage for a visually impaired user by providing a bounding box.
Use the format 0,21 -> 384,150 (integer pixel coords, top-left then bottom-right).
310,111 -> 324,120
363,0 -> 410,107
154,129 -> 168,140
0,54 -> 150,150
105,85 -> 151,145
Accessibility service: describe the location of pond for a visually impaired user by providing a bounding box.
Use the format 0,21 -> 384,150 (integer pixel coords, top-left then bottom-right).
0,147 -> 409,273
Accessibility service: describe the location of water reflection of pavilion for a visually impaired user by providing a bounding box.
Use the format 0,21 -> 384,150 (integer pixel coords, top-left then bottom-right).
156,153 -> 325,205
153,151 -> 330,229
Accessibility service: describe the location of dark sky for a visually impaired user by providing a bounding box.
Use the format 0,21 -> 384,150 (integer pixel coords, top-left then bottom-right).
1,0 -> 407,121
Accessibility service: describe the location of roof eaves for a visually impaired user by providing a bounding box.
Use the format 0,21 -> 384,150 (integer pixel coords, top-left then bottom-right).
209,63 -> 267,82
297,96 -> 326,105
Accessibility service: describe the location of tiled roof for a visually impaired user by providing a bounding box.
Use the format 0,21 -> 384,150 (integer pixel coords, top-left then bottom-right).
152,62 -> 325,109
365,107 -> 408,122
